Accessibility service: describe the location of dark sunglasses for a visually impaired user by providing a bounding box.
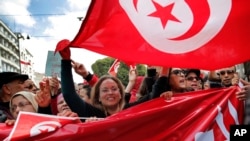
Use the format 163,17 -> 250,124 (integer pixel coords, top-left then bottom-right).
219,70 -> 235,75
24,84 -> 34,90
186,76 -> 200,81
171,70 -> 185,76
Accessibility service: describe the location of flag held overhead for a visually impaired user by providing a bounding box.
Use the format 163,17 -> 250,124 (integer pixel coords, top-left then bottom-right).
69,0 -> 250,70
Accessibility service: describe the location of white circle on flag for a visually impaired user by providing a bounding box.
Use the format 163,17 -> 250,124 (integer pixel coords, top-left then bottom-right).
119,0 -> 232,54
30,121 -> 62,137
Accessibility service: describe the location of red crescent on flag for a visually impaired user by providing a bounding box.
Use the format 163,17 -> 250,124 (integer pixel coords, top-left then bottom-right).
171,0 -> 210,40
133,0 -> 139,11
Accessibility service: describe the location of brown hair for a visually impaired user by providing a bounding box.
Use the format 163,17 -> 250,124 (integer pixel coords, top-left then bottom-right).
91,75 -> 125,113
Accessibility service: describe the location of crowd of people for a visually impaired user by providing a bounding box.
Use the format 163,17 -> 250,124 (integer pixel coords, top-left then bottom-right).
1,46 -> 250,127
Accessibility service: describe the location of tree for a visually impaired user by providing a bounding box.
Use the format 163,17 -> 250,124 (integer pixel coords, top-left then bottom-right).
91,57 -> 147,86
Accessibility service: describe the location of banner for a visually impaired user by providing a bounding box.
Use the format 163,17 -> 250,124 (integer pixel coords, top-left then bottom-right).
20,60 -> 30,65
0,86 -> 244,140
69,0 -> 250,70
45,51 -> 62,77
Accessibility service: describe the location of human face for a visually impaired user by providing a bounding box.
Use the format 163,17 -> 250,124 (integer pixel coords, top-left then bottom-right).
5,79 -> 26,95
99,79 -> 121,108
218,67 -> 235,87
79,89 -> 91,104
11,95 -> 36,119
185,72 -> 200,91
203,81 -> 210,90
57,95 -> 71,113
169,68 -> 186,93
24,79 -> 37,93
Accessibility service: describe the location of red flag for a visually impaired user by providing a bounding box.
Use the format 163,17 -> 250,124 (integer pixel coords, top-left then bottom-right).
108,59 -> 120,76
70,0 -> 250,70
5,112 -> 80,141
20,60 -> 30,65
2,86 -> 244,140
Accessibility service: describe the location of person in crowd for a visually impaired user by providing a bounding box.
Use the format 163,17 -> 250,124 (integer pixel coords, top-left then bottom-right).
24,79 -> 39,94
49,46 -> 158,120
5,91 -> 38,125
78,85 -> 92,104
0,72 -> 29,122
185,69 -> 202,91
135,67 -> 158,101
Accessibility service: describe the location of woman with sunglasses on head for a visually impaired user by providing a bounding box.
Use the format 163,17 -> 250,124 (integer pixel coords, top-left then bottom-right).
184,69 -> 202,91
150,67 -> 188,100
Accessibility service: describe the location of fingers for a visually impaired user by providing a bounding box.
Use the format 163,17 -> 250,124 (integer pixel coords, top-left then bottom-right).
5,119 -> 16,126
58,110 -> 79,118
240,79 -> 250,85
236,86 -> 249,101
232,73 -> 239,86
236,91 -> 247,101
160,91 -> 173,100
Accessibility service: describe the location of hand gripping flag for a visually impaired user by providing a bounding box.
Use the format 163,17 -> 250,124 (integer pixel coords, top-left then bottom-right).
69,0 -> 250,70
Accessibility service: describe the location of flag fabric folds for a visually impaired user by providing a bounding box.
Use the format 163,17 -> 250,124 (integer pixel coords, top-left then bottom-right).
69,0 -> 250,70
0,86 -> 244,140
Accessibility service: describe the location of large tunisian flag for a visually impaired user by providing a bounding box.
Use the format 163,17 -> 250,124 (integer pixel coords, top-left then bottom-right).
69,0 -> 250,70
0,86 -> 244,141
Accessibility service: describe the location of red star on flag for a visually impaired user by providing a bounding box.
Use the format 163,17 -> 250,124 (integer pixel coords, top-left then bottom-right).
148,1 -> 180,28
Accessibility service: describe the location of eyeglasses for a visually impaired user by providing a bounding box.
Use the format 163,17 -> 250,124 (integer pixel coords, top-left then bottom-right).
171,70 -> 185,76
219,70 -> 235,75
101,87 -> 119,93
186,76 -> 200,81
11,101 -> 31,112
24,84 -> 34,90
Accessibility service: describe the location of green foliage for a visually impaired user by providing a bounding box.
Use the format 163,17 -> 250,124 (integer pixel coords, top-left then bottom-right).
91,57 -> 147,86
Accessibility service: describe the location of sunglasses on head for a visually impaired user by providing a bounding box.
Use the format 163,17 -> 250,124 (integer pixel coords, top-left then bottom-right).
186,76 -> 200,81
171,70 -> 185,76
219,70 -> 235,75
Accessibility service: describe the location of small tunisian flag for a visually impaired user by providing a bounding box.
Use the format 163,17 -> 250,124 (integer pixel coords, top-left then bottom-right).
108,59 -> 120,77
69,0 -> 250,70
5,112 -> 80,141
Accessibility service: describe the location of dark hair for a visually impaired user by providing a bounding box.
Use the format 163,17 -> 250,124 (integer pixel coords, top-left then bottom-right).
138,77 -> 156,97
82,85 -> 91,98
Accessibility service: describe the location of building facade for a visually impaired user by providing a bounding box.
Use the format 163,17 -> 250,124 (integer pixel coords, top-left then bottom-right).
0,20 -> 35,81
0,20 -> 20,73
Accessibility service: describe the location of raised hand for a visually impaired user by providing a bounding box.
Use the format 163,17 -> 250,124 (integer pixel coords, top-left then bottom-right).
58,41 -> 71,60
71,60 -> 89,78
232,73 -> 240,86
35,78 -> 51,107
128,65 -> 137,82
235,79 -> 250,101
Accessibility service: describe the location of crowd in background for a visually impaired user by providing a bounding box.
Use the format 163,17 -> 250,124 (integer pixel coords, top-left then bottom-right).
1,46 -> 250,126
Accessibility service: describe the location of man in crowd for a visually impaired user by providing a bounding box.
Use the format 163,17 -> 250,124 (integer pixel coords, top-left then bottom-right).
0,72 -> 29,122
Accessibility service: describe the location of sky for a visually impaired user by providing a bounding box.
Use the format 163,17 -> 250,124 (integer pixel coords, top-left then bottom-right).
0,0 -> 107,83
